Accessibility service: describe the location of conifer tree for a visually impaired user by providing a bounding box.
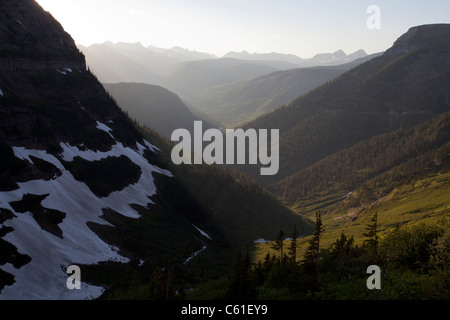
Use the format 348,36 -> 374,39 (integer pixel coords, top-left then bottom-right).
271,230 -> 285,263
363,212 -> 379,256
302,211 -> 324,287
229,249 -> 253,299
331,232 -> 355,258
288,224 -> 300,262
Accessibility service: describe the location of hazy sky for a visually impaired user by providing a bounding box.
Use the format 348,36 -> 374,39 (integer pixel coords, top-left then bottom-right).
36,0 -> 450,58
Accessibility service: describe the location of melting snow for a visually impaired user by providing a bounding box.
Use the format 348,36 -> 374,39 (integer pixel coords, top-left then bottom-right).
136,142 -> 147,156
183,246 -> 207,265
56,68 -> 73,76
136,139 -> 161,155
183,226 -> 212,265
77,101 -> 86,111
16,20 -> 27,30
144,139 -> 160,152
193,225 -> 212,240
0,140 -> 171,300
13,147 -> 65,171
95,121 -> 114,139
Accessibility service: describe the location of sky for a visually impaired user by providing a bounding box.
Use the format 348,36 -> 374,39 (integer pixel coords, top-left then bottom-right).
35,0 -> 450,58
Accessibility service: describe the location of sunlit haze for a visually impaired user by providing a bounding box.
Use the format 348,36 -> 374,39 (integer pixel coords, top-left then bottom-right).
35,0 -> 450,57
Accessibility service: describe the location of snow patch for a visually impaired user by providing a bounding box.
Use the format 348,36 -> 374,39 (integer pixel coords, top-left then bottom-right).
183,246 -> 207,265
0,141 -> 171,299
96,121 -> 114,139
254,238 -> 270,244
56,68 -> 73,76
136,142 -> 147,156
0,89 -> 3,97
344,191 -> 354,198
193,225 -> 212,241
59,142 -> 117,162
13,147 -> 65,171
77,101 -> 86,111
16,20 -> 27,30
144,139 -> 160,152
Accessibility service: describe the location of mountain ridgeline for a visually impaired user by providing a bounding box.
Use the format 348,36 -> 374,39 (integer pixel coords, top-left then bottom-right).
239,24 -> 450,186
223,49 -> 369,68
0,0 -> 449,301
78,42 -> 217,85
0,0 -> 311,299
80,41 -> 373,128
189,53 -> 382,128
103,82 -> 207,139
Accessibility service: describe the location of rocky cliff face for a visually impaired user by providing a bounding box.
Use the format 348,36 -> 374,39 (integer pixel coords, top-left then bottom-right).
385,24 -> 450,56
0,0 -> 141,150
0,0 -> 85,71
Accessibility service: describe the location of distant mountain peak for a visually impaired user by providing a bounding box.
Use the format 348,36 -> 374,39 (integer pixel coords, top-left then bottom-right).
223,50 -> 250,58
333,49 -> 347,56
163,46 -> 217,59
116,41 -> 145,48
347,49 -> 368,60
352,49 -> 367,54
169,46 -> 190,52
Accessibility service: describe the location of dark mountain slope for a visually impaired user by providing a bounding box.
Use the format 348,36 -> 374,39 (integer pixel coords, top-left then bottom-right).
103,82 -> 202,139
242,24 -> 450,185
137,127 -> 313,246
0,0 -> 84,67
0,0 -> 195,299
0,0 -> 311,299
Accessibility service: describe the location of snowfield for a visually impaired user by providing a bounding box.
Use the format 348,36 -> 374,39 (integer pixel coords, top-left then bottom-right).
0,135 -> 171,300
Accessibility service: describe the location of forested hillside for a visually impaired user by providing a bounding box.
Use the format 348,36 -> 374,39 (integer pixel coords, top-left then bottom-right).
242,24 -> 450,185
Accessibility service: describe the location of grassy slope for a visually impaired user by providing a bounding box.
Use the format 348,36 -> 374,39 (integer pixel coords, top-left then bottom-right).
253,171 -> 450,263
251,111 -> 450,262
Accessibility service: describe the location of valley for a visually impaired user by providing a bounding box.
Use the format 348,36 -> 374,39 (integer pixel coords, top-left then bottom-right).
0,0 -> 448,301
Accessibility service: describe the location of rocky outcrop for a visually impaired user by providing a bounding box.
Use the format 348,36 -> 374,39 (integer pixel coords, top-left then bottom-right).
0,0 -> 85,71
0,0 -> 140,152
385,24 -> 450,56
